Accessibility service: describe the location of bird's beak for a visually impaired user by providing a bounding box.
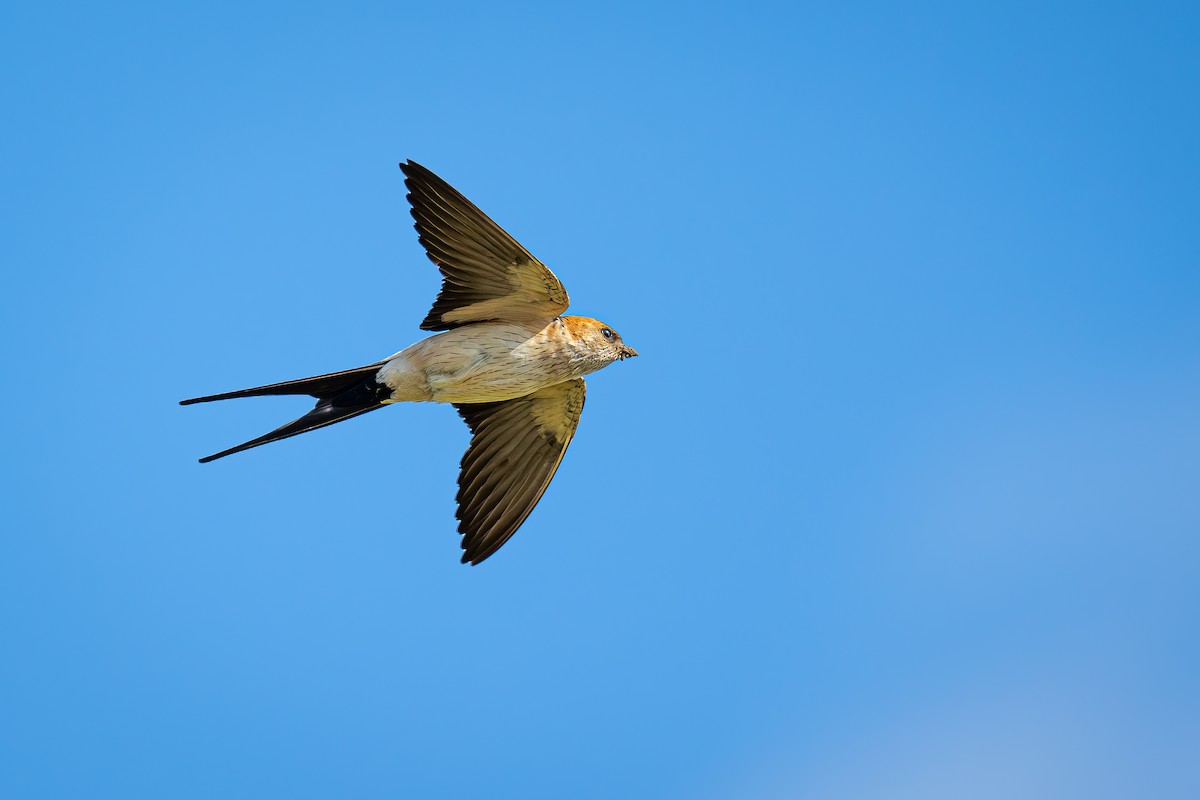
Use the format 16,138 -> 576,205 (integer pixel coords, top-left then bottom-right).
620,344 -> 638,360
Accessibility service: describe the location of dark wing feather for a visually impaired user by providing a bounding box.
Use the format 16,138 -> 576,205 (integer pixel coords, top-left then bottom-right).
453,379 -> 586,564
400,160 -> 570,331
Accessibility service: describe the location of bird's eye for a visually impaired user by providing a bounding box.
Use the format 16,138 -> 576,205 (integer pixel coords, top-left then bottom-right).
601,328 -> 614,340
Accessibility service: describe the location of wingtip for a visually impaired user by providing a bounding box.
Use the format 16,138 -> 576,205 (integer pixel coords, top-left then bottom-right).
461,548 -> 488,566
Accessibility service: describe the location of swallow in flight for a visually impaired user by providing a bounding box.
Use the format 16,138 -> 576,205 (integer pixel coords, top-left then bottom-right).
182,160 -> 636,564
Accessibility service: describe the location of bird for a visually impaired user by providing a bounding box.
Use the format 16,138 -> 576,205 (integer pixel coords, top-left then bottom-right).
181,160 -> 637,564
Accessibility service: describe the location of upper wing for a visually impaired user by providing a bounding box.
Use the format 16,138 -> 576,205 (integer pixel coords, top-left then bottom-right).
453,379 -> 586,564
400,160 -> 570,331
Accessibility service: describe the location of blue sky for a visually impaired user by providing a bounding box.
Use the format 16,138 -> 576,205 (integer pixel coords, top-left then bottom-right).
2,1 -> 1198,797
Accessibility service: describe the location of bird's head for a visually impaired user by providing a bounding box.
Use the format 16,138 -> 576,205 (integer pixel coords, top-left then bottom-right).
562,316 -> 638,372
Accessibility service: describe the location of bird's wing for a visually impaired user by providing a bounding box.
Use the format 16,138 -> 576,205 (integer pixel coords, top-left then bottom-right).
400,160 -> 570,331
453,379 -> 586,564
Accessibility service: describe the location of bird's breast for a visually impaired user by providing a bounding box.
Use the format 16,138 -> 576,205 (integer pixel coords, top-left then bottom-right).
378,321 -> 581,404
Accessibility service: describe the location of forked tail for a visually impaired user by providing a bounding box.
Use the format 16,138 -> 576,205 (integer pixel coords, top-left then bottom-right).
181,364 -> 390,462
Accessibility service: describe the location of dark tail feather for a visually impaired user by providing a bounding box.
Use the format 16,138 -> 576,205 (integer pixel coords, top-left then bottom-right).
180,363 -> 384,405
183,364 -> 391,463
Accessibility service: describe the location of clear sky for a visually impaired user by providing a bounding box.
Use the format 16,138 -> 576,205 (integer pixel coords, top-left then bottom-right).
2,2 -> 1198,798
